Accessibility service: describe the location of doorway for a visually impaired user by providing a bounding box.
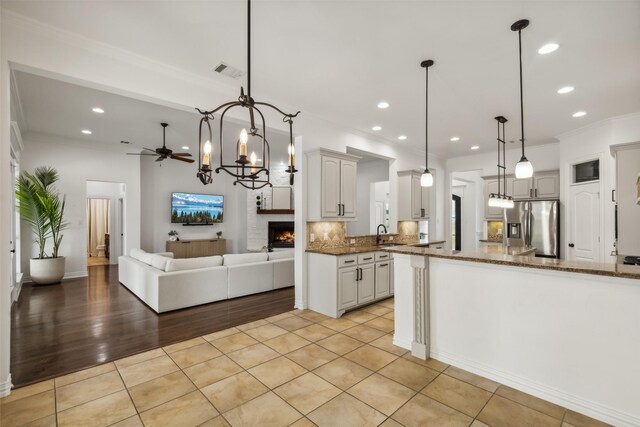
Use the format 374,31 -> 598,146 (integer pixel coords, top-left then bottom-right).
568,181 -> 601,262
452,194 -> 462,251
86,181 -> 125,266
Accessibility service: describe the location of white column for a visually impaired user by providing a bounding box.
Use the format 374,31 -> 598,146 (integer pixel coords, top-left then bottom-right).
410,254 -> 429,359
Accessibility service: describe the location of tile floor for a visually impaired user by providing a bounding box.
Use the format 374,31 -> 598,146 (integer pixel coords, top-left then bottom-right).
1,298 -> 611,427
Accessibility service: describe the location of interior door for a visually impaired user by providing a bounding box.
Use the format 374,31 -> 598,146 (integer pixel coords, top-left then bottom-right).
568,183 -> 600,262
340,159 -> 357,218
9,159 -> 17,298
452,194 -> 461,251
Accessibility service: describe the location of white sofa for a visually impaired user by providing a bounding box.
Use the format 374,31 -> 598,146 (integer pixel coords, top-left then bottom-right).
118,249 -> 294,313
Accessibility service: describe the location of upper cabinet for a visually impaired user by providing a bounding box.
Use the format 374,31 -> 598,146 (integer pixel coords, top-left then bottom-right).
307,149 -> 360,220
533,171 -> 560,199
483,170 -> 559,218
398,170 -> 431,220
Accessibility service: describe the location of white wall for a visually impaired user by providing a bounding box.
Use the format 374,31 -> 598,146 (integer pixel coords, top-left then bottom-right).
20,132 -> 141,279
347,158 -> 389,236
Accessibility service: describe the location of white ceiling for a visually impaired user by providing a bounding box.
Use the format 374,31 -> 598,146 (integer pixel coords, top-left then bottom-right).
13,70 -> 292,164
4,1 -> 640,158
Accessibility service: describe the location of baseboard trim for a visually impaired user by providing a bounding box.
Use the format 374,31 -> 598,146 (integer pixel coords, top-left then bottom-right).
392,334 -> 412,351
23,270 -> 88,284
431,349 -> 639,427
0,374 -> 13,398
294,299 -> 307,310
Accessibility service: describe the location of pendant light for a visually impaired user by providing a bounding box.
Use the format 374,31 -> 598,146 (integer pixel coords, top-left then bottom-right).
195,0 -> 299,189
488,116 -> 514,209
420,59 -> 434,187
511,19 -> 534,179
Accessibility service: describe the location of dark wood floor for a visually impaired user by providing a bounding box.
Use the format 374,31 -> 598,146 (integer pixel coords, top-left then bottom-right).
11,265 -> 295,387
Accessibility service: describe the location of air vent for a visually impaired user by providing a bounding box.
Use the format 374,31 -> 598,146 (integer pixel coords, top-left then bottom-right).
212,62 -> 245,79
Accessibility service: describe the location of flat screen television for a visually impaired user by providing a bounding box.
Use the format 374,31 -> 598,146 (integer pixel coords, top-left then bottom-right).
171,192 -> 224,224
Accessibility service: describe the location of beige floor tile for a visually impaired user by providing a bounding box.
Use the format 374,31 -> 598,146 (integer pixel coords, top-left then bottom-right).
402,353 -> 450,372
477,395 -> 561,427
168,342 -> 223,369
563,410 -> 612,427
382,311 -> 394,320
20,414 -> 57,427
227,343 -> 280,369
391,393 -> 473,427
198,415 -> 232,426
422,373 -> 492,417
316,333 -> 365,355
369,334 -> 409,356
377,298 -> 394,308
209,332 -> 259,353
377,357 -> 439,391
296,310 -> 331,323
57,389 -> 136,427
562,423 -> 578,427
55,363 -> 116,388
342,324 -> 387,343
1,379 -> 53,404
128,370 -> 196,412
380,419 -> 403,427
342,310 -> 377,323
114,348 -> 165,370
222,391 -> 302,427
444,366 -> 500,392
236,319 -> 270,331
202,327 -> 240,342
361,304 -> 393,316
471,421 -> 492,427
274,315 -> 314,331
139,390 -> 218,427
117,355 -> 179,388
293,324 -> 337,342
244,323 -> 288,341
183,355 -> 244,388
344,345 -> 398,371
248,356 -> 307,388
0,390 -> 55,427
110,415 -> 144,427
307,393 -> 386,427
56,370 -> 125,411
320,317 -> 359,332
347,373 -> 415,416
200,371 -> 268,413
286,344 -> 339,370
496,385 -> 566,420
264,332 -> 312,354
364,317 -> 395,333
313,357 -> 373,391
163,337 -> 207,354
265,312 -> 294,323
289,418 -> 317,427
274,372 -> 341,415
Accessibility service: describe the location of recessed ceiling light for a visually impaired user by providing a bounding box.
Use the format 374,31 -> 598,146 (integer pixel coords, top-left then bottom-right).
377,102 -> 390,109
397,135 -> 407,141
450,136 -> 460,142
538,43 -> 559,55
372,126 -> 382,131
572,111 -> 587,118
471,145 -> 480,150
182,146 -> 189,150
81,129 -> 92,135
92,107 -> 105,113
557,86 -> 574,94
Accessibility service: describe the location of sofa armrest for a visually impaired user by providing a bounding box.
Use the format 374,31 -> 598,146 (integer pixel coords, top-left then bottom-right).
272,258 -> 294,289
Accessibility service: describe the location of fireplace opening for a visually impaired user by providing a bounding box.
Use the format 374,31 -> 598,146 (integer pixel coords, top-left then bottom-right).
268,221 -> 295,249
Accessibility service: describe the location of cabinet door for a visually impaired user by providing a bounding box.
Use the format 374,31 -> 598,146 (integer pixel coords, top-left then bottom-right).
338,267 -> 358,310
321,156 -> 341,217
375,262 -> 390,299
358,265 -> 375,304
421,186 -> 431,218
512,178 -> 533,199
534,172 -> 560,199
389,261 -> 394,295
411,174 -> 422,219
340,159 -> 357,218
484,180 -> 503,218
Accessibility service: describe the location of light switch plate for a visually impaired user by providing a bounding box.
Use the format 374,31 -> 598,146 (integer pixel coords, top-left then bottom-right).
310,233 -> 315,242
323,232 -> 329,241
389,236 -> 394,241
350,239 -> 356,245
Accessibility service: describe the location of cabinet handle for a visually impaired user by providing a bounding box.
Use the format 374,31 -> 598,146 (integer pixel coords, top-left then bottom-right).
359,268 -> 363,281
421,208 -> 425,217
378,255 -> 388,259
363,257 -> 372,260
612,189 -> 616,202
337,204 -> 341,216
529,188 -> 533,198
379,263 -> 388,267
535,188 -> 538,198
342,204 -> 345,216
344,260 -> 355,264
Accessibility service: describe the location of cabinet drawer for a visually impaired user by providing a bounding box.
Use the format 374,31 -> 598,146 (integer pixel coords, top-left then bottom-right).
338,255 -> 358,268
375,252 -> 391,261
357,253 -> 375,264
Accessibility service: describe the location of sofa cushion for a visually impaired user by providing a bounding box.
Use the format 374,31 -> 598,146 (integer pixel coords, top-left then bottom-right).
165,255 -> 223,272
129,248 -> 147,262
150,255 -> 172,271
223,253 -> 268,266
268,250 -> 295,261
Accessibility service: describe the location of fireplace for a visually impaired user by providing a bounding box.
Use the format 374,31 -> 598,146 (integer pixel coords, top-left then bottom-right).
268,221 -> 295,249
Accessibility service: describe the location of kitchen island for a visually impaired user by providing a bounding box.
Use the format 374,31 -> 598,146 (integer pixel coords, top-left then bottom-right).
386,245 -> 640,426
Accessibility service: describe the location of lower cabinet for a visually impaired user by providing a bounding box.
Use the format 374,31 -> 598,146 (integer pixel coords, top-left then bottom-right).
375,262 -> 390,299
337,267 -> 358,310
358,264 -> 375,304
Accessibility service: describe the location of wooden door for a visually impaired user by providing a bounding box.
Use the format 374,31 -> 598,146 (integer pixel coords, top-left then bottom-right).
340,159 -> 357,218
321,156 -> 341,217
568,182 -> 600,262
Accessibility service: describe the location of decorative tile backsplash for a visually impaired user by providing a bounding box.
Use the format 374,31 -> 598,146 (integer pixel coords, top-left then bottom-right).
306,221 -> 419,250
487,220 -> 504,242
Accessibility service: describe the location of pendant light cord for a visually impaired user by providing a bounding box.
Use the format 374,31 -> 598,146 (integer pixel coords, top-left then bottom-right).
518,29 -> 525,158
425,64 -> 429,170
247,0 -> 251,98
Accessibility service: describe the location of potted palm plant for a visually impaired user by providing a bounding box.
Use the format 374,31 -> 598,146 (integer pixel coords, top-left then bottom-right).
16,166 -> 68,284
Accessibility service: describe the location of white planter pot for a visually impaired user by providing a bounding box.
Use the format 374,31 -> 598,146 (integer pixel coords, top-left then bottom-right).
30,257 -> 65,285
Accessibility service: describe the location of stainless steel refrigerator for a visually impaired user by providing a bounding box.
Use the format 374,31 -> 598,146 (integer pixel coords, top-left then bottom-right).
504,200 -> 560,258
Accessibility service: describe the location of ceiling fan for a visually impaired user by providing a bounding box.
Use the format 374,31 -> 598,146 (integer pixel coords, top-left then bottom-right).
127,123 -> 194,163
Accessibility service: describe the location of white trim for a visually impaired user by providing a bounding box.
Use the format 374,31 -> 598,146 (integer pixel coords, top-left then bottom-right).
22,270 -> 88,283
392,335 -> 412,350
11,273 -> 22,303
294,298 -> 307,310
0,374 -> 12,398
431,349 -> 639,427
9,68 -> 27,132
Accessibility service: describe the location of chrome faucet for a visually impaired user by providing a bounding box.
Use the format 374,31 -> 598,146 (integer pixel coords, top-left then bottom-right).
376,224 -> 388,245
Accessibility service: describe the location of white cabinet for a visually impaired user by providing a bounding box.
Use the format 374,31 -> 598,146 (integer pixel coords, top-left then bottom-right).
534,172 -> 560,199
309,251 -> 395,318
484,171 -> 560,218
308,149 -> 360,220
399,170 -> 432,220
511,178 -> 533,199
484,179 -> 503,219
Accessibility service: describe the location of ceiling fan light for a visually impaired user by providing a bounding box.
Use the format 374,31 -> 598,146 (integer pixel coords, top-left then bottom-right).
421,170 -> 434,187
515,157 -> 534,179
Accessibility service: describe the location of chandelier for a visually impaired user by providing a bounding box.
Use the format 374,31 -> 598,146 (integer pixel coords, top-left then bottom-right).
488,116 -> 514,209
195,0 -> 299,189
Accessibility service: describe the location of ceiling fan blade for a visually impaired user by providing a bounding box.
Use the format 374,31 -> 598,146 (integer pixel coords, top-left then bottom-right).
170,155 -> 195,163
142,147 -> 158,152
171,153 -> 192,157
127,152 -> 159,156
